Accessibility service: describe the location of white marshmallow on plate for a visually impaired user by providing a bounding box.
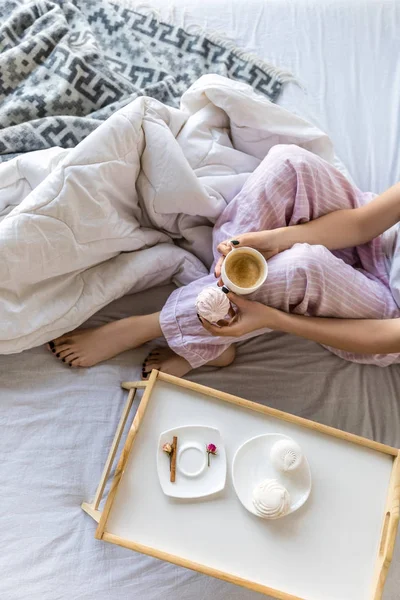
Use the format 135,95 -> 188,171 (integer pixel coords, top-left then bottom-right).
252,478 -> 291,519
270,439 -> 303,472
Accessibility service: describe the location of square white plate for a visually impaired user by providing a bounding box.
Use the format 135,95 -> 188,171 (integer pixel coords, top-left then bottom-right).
157,425 -> 226,498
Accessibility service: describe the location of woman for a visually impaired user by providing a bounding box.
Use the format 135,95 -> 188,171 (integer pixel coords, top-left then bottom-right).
47,144 -> 400,375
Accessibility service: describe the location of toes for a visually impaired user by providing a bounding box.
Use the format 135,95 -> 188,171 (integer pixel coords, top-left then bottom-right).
143,359 -> 160,371
142,362 -> 156,378
55,347 -> 75,360
61,353 -> 75,363
142,360 -> 160,373
142,347 -> 168,379
68,356 -> 82,368
64,352 -> 79,365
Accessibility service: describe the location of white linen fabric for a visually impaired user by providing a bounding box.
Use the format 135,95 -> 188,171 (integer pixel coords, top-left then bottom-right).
2,2 -> 400,600
0,74 -> 336,354
1,288 -> 400,600
147,0 -> 400,195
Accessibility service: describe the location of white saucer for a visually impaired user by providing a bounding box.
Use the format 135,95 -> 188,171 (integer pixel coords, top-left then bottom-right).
232,433 -> 312,518
157,425 -> 226,498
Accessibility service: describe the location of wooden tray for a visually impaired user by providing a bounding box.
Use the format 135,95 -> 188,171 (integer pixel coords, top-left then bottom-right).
82,371 -> 400,600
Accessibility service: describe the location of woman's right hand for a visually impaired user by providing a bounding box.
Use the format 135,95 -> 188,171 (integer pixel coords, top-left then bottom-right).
199,291 -> 280,337
214,231 -> 281,280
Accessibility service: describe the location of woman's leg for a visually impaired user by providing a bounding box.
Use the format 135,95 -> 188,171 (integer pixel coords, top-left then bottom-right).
49,308 -> 235,374
160,242 -> 400,369
49,313 -> 163,367
214,144 -> 386,281
142,344 -> 236,379
159,145 -> 396,368
50,144 -> 392,370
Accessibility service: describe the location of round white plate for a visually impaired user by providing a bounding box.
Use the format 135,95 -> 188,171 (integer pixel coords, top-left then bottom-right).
232,433 -> 312,518
157,425 -> 226,499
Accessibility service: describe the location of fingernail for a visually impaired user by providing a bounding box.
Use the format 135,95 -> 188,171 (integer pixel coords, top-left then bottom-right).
197,313 -> 202,322
62,358 -> 65,363
49,341 -> 55,349
56,352 -> 60,358
51,348 -> 56,353
231,240 -> 239,245
221,286 -> 230,294
69,364 -> 72,368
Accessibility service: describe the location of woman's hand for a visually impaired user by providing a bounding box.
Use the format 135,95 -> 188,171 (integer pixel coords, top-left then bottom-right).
199,291 -> 280,337
214,231 -> 280,280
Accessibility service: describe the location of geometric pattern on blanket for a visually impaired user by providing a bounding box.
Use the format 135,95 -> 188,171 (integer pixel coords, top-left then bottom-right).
0,0 -> 285,160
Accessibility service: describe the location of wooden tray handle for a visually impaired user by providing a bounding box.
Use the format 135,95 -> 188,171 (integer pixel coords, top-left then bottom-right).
82,381 -> 148,521
372,454 -> 400,600
379,510 -> 399,562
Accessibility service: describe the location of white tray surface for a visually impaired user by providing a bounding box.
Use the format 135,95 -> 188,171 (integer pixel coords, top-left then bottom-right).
106,380 -> 393,600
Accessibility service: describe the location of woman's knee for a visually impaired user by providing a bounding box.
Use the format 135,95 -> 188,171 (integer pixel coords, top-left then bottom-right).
270,244 -> 332,294
274,244 -> 332,280
266,144 -> 322,172
255,244 -> 331,309
276,244 -> 336,311
288,243 -> 331,269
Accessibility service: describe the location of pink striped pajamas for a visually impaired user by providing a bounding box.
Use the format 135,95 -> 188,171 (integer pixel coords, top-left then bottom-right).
160,145 -> 400,368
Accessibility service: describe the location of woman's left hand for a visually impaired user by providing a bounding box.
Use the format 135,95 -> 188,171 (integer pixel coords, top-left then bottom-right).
199,291 -> 279,337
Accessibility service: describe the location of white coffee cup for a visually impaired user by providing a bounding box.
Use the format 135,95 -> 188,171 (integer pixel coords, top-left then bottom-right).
221,246 -> 268,295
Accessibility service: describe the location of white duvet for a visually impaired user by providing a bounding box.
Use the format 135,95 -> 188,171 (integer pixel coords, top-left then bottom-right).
0,74 -> 336,354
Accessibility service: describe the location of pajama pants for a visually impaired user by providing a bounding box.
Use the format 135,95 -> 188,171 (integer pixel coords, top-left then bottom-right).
160,145 -> 400,368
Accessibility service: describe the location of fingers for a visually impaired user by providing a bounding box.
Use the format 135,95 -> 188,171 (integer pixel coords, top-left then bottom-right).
228,305 -> 236,319
198,314 -> 241,337
232,232 -> 263,248
229,231 -> 275,253
215,235 -> 249,277
215,238 -> 238,277
216,311 -> 239,327
216,240 -> 233,256
214,255 -> 224,278
223,291 -> 249,309
199,316 -> 229,336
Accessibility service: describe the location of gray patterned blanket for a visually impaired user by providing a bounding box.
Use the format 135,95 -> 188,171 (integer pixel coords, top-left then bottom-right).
0,0 -> 286,161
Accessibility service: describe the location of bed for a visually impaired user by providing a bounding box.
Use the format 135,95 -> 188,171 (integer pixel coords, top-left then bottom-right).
1,1 -> 400,599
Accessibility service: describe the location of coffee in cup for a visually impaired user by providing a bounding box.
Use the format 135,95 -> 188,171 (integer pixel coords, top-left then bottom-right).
221,246 -> 268,295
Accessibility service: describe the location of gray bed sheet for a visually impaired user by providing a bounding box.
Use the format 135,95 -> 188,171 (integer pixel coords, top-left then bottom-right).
1,284 -> 399,600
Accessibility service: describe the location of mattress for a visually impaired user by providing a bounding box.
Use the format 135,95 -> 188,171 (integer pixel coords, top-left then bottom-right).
2,1 -> 400,600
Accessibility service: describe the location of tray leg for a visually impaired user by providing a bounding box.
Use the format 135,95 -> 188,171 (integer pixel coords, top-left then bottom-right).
81,385 -> 139,520
81,502 -> 101,523
121,380 -> 148,390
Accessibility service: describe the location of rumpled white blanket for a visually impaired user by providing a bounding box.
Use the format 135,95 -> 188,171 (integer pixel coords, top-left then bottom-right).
0,74 -> 336,354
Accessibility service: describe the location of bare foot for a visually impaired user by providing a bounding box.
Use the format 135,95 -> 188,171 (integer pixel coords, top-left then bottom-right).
47,313 -> 162,368
142,345 -> 236,379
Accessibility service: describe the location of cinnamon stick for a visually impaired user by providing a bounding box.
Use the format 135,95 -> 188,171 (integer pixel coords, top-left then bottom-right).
170,436 -> 178,483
